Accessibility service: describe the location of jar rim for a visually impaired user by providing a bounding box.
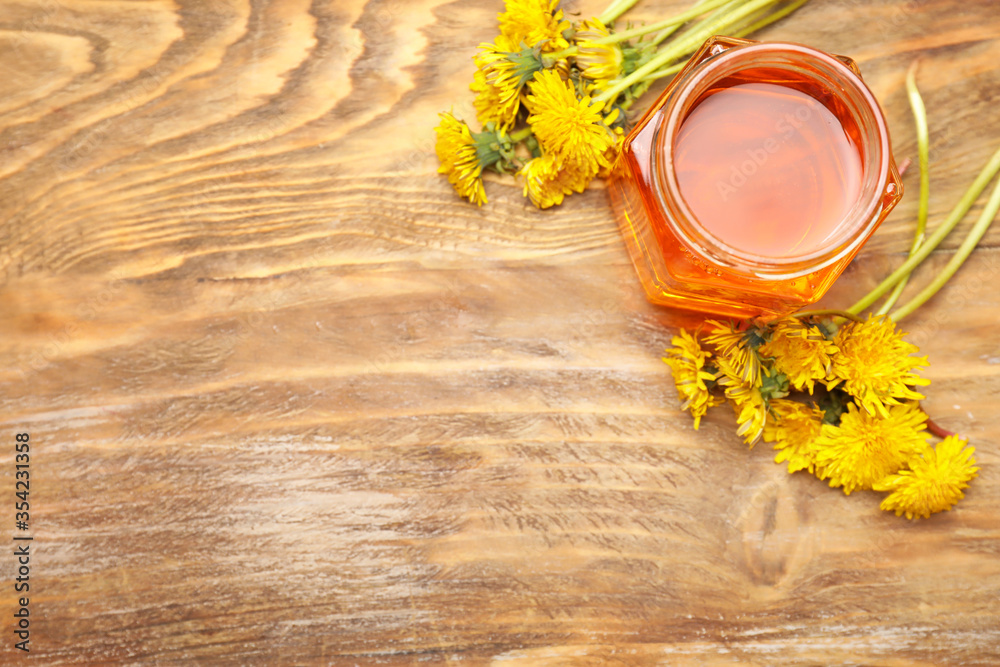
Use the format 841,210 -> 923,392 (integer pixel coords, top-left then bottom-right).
653,38 -> 897,277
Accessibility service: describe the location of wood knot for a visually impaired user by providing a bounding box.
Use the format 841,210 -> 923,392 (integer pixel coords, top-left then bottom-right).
734,477 -> 812,588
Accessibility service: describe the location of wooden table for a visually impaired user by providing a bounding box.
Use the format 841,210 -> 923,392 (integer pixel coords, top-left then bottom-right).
2,0 -> 999,663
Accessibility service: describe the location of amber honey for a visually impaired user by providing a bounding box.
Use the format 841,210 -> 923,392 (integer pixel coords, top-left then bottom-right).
675,82 -> 863,258
609,36 -> 903,319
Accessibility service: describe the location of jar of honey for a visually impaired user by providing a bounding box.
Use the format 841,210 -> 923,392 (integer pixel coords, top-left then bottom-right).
608,36 -> 903,319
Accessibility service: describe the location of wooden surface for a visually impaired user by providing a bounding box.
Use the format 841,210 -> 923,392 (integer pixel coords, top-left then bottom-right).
2,0 -> 999,664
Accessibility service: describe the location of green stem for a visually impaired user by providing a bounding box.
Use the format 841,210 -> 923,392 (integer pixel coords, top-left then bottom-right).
543,46 -> 577,62
876,61 -> 930,315
629,0 -> 813,87
638,1 -> 733,81
731,0 -> 811,38
591,0 -> 733,45
790,309 -> 864,323
890,172 -> 1000,321
594,0 -> 782,105
847,145 -> 1000,315
509,126 -> 533,143
639,61 -> 685,83
597,0 -> 624,24
598,0 -> 644,25
651,0 -> 714,46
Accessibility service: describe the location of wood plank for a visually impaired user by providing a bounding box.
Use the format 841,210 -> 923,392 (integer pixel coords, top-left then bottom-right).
1,0 -> 999,663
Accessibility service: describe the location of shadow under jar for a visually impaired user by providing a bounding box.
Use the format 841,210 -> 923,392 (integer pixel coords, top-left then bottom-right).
609,36 -> 903,319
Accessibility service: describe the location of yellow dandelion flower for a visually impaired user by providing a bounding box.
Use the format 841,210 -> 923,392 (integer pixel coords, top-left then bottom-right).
597,107 -> 626,178
573,18 -> 624,94
470,68 -> 520,131
760,319 -> 837,394
518,153 -> 593,209
434,112 -> 503,206
874,436 -> 979,519
704,320 -> 763,387
715,355 -> 767,446
828,315 -> 930,417
813,402 -> 929,494
662,329 -> 722,430
526,69 -> 618,176
727,381 -> 768,447
475,36 -> 544,117
498,0 -> 570,53
763,399 -> 825,474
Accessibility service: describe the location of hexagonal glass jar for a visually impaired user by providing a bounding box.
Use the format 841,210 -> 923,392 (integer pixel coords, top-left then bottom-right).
608,36 -> 903,319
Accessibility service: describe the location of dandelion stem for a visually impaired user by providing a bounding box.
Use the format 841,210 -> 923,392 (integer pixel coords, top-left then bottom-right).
650,0 -> 714,46
594,0 -> 784,105
847,145 -> 1000,315
922,407 -> 959,439
876,61 -> 929,315
542,47 -> 577,61
638,61 -> 685,83
731,0 -> 811,39
592,0 -> 733,45
889,171 -> 1000,321
598,0 -> 644,25
790,308 -> 864,323
639,0 -> 810,87
509,126 -> 533,143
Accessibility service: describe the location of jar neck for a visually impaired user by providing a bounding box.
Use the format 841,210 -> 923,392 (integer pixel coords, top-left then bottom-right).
652,39 -> 899,279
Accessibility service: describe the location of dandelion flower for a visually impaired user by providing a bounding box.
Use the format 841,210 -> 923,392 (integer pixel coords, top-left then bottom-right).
662,329 -> 721,429
764,399 -> 825,474
828,315 -> 930,417
874,436 -> 979,519
760,319 -> 837,394
470,68 -> 520,131
597,106 -> 626,177
704,320 -> 763,387
714,355 -> 768,446
574,18 -> 624,94
813,402 -> 929,494
518,153 -> 592,209
726,380 -> 768,446
475,36 -> 544,119
434,112 -> 502,206
498,0 -> 570,53
526,69 -> 618,176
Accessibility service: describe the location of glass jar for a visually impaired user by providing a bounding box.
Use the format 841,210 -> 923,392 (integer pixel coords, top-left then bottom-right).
608,36 -> 903,319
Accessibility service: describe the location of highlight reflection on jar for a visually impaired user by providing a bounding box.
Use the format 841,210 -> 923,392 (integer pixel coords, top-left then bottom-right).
609,36 -> 903,319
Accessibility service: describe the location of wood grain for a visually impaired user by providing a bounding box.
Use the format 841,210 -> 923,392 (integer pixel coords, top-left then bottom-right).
1,0 -> 999,664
